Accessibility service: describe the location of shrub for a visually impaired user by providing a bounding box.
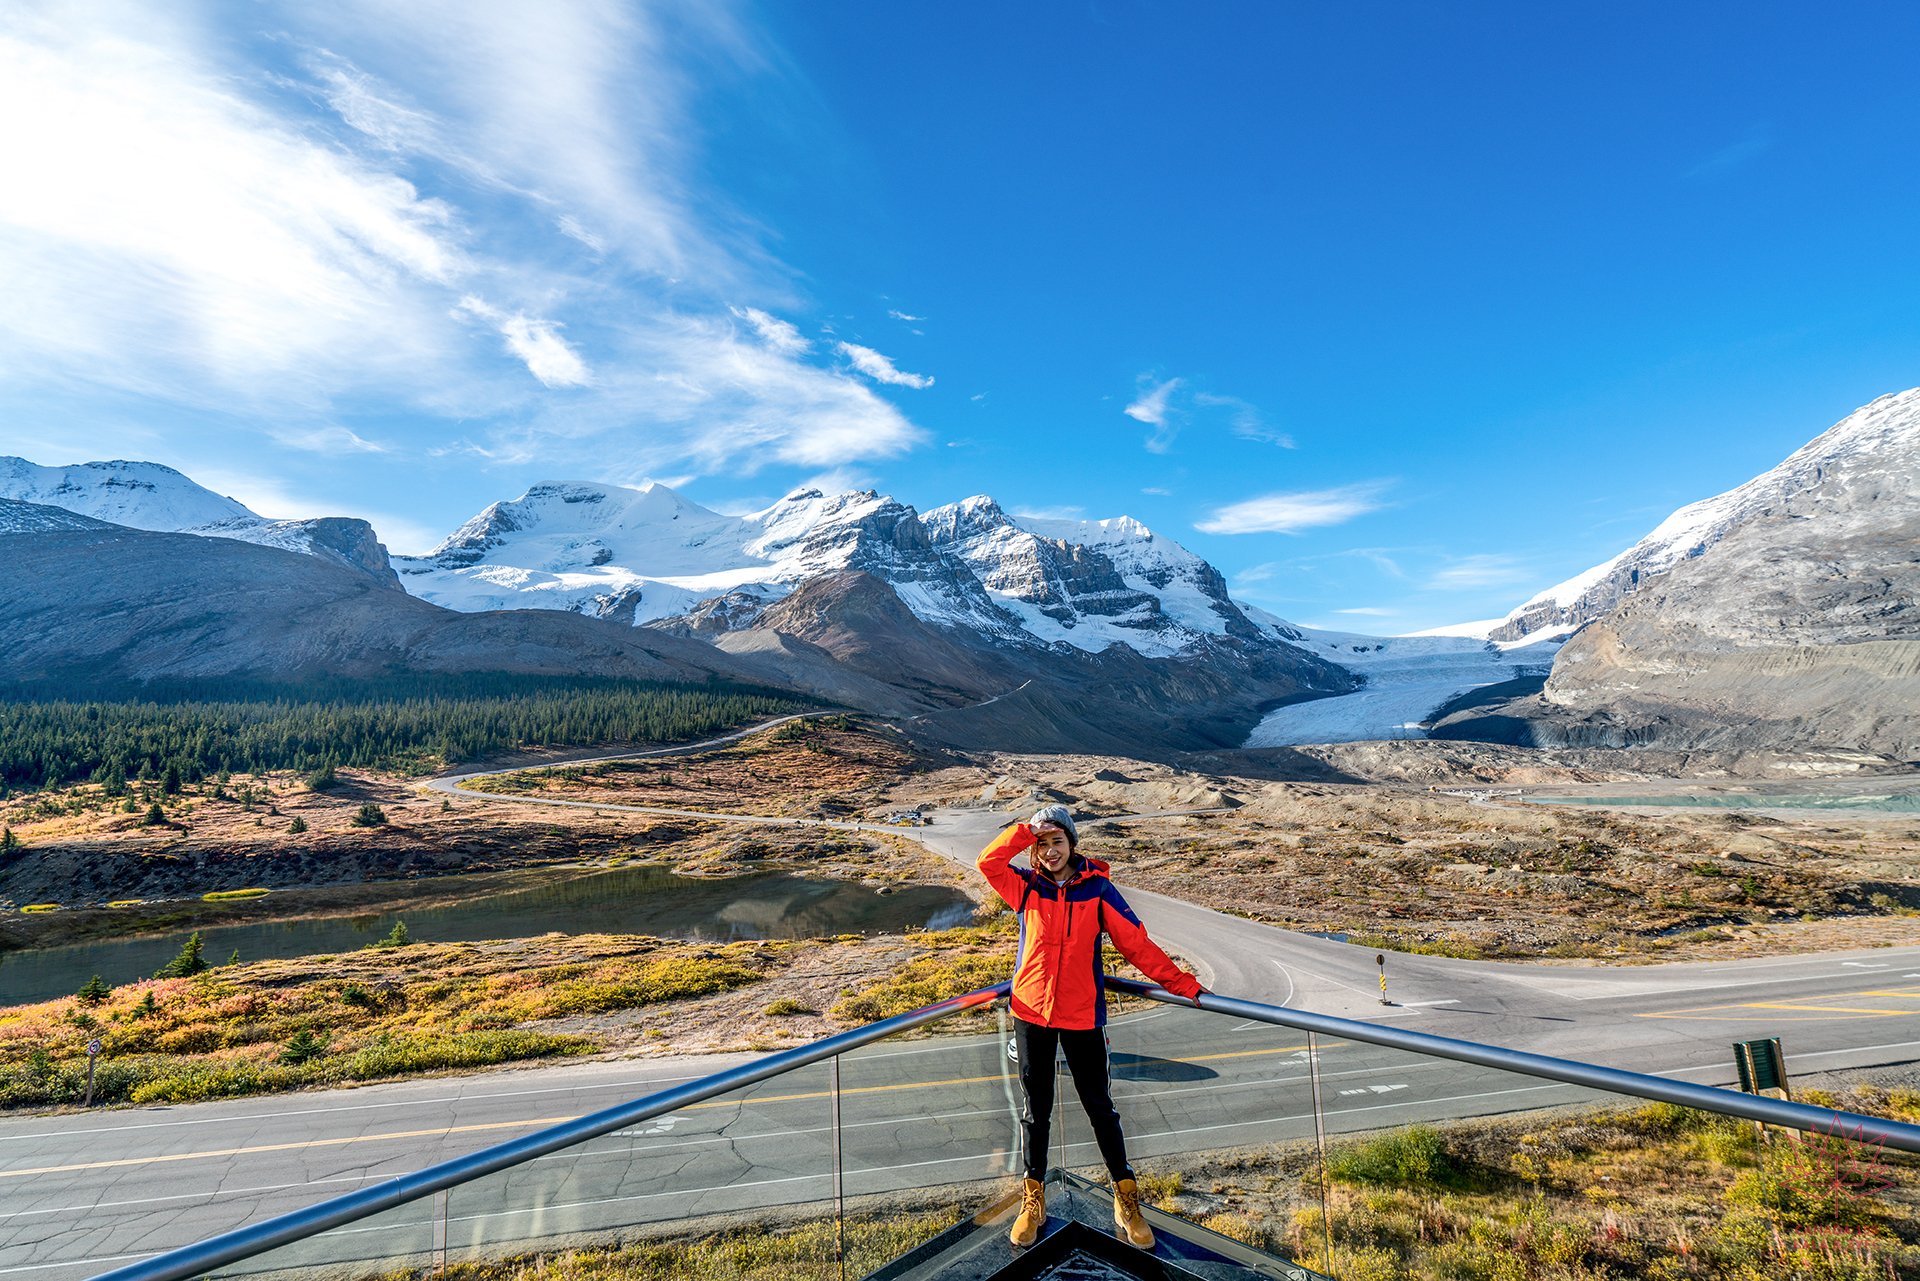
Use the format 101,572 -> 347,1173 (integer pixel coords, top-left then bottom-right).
1325,1125 -> 1452,1187
532,956 -> 764,1018
832,953 -> 1013,1023
351,803 -> 386,827
0,827 -> 17,852
144,802 -> 166,826
378,920 -> 411,948
288,816 -> 308,833
763,998 -> 812,1016
75,974 -> 111,1005
203,888 -> 270,901
306,760 -> 338,791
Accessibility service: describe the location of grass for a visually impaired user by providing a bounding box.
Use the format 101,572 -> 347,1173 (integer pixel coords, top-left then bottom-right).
438,1209 -> 965,1281
829,912 -> 1017,1023
1164,1093 -> 1920,1280
201,888 -> 269,901
0,936 -> 772,1108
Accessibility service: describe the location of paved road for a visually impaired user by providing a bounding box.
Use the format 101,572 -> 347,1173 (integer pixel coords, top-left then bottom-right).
10,764 -> 1920,1278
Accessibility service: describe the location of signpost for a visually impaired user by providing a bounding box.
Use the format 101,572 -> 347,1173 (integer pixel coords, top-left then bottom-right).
84,1039 -> 102,1106
1733,1037 -> 1791,1141
1376,953 -> 1389,1005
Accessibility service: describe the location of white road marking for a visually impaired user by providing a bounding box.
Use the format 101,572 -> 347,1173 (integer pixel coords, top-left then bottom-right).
1841,963 -> 1890,970
1338,1083 -> 1409,1096
1402,1000 -> 1460,1007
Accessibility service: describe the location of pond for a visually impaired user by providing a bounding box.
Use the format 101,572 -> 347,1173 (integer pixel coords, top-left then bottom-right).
0,867 -> 975,1006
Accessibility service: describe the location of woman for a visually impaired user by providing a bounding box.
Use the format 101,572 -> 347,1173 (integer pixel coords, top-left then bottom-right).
976,804 -> 1209,1249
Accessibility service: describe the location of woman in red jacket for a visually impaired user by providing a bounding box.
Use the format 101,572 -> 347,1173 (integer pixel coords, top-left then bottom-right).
976,805 -> 1208,1250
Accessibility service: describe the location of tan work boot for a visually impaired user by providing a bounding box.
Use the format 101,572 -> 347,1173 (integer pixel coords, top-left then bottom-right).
1009,1178 -> 1046,1247
1113,1178 -> 1154,1248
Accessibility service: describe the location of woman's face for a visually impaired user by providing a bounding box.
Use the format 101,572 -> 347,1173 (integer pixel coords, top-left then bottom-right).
1031,824 -> 1074,878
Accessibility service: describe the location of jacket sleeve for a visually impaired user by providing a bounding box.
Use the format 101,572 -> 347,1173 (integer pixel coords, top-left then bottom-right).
1099,884 -> 1202,998
977,823 -> 1037,907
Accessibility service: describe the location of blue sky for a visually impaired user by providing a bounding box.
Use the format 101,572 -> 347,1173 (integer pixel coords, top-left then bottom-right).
2,1 -> 1917,631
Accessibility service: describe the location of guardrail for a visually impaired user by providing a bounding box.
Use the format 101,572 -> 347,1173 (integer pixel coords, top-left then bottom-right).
1108,976 -> 1920,1153
89,976 -> 1920,1281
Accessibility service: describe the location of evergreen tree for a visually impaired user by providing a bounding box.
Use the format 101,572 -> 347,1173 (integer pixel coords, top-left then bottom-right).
279,1029 -> 329,1064
351,802 -> 386,827
288,816 -> 308,834
382,920 -> 411,947
155,932 -> 208,978
227,949 -> 240,965
307,759 -> 338,791
130,990 -> 159,1020
103,760 -> 127,797
76,974 -> 111,1005
0,827 -> 17,853
144,802 -> 166,826
162,762 -> 181,795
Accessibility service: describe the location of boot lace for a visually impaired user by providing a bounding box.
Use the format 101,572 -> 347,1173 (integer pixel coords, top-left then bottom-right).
1022,1182 -> 1046,1219
1116,1183 -> 1140,1221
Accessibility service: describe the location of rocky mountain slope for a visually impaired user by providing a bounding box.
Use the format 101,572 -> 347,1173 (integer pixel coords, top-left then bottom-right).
1437,388 -> 1920,755
0,520 -> 812,689
1488,390 -> 1920,643
0,457 -> 400,587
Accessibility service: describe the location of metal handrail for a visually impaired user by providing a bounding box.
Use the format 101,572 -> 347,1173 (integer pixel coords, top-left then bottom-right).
1108,975 -> 1920,1153
89,982 -> 1013,1281
88,973 -> 1920,1281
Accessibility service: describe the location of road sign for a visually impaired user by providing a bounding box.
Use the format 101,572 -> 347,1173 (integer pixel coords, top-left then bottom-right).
1734,1037 -> 1788,1096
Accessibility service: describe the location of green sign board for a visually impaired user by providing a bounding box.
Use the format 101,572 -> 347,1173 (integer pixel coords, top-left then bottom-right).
1734,1038 -> 1787,1095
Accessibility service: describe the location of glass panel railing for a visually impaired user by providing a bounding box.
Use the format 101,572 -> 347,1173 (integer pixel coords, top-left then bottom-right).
830,997 -> 1021,1276
200,1199 -> 435,1281
444,1060 -> 838,1275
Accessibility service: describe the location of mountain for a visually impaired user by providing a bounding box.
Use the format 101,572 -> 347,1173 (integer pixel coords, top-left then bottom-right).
1435,388 -> 1920,755
396,481 -> 1288,661
0,520 -> 828,690
717,569 -> 1356,755
0,497 -> 119,534
1487,390 -> 1920,643
0,456 -> 401,588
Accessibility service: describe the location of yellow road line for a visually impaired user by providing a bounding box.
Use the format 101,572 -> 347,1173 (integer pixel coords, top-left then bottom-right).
1638,984 -> 1920,1022
3,1042 -> 1326,1180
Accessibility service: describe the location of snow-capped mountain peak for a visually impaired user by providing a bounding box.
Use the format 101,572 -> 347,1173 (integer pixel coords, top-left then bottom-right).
0,457 -> 260,531
1491,387 -> 1920,641
393,478 -> 1281,660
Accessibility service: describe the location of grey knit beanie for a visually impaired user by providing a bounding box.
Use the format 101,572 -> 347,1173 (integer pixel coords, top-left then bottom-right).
1029,804 -> 1078,847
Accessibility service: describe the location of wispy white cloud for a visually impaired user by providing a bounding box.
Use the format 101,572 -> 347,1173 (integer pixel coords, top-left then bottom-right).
886,309 -> 922,322
1425,554 -> 1531,590
1195,392 -> 1293,447
1232,562 -> 1276,584
1125,376 -> 1184,452
1128,376 -> 1287,452
1141,486 -> 1172,495
1196,483 -> 1388,535
735,306 -> 810,356
0,0 -> 928,483
455,297 -> 594,387
1334,607 -> 1394,616
835,341 -> 933,388
1012,504 -> 1086,520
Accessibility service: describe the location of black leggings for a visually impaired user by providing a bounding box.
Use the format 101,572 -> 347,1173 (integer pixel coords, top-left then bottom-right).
1014,1018 -> 1133,1183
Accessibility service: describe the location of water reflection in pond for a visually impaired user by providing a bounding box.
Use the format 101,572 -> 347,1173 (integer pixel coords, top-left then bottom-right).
0,867 -> 975,1006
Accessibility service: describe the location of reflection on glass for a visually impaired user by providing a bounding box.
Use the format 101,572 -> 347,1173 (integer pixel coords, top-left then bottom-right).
446,1063 -> 837,1273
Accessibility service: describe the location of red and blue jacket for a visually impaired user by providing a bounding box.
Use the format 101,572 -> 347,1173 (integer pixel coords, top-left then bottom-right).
978,823 -> 1203,1030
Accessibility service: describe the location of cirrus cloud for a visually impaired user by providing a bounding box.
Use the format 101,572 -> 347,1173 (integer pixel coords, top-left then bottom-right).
835,341 -> 933,388
1195,483 -> 1389,535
